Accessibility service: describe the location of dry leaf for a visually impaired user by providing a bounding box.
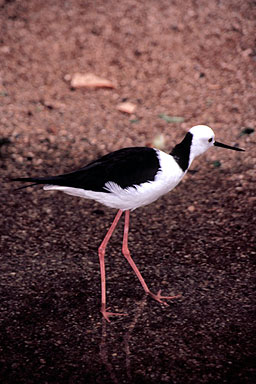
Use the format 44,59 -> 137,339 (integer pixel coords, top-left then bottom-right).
208,83 -> 221,90
117,102 -> 136,114
71,73 -> 116,88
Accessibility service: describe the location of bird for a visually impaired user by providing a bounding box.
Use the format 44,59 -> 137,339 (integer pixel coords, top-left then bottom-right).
13,125 -> 244,321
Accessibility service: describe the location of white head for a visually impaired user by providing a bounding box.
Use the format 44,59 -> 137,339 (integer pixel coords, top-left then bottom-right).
171,125 -> 244,172
189,125 -> 215,158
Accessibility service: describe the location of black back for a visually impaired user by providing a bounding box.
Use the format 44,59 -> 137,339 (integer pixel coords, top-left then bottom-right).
22,147 -> 161,192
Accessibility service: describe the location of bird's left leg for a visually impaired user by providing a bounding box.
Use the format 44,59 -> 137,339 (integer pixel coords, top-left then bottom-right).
122,210 -> 180,305
122,210 -> 150,294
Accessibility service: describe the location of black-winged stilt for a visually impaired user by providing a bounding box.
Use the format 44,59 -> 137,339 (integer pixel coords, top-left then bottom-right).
13,125 -> 244,321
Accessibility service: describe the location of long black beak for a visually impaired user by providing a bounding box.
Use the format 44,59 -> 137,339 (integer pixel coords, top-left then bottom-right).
214,141 -> 244,151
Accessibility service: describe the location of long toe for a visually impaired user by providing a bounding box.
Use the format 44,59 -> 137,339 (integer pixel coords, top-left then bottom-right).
101,308 -> 128,322
148,290 -> 181,305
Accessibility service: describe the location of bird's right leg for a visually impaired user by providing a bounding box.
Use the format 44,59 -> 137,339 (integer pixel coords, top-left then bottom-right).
122,210 -> 181,305
98,209 -> 127,322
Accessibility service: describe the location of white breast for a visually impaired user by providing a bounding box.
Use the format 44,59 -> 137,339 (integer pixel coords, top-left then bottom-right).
44,150 -> 185,211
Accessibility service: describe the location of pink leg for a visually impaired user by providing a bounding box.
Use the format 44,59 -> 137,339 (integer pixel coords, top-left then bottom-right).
122,210 -> 181,305
98,209 -> 127,322
122,210 -> 150,294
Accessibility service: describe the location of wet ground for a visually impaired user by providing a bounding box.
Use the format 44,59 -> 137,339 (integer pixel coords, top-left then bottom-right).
0,0 -> 255,383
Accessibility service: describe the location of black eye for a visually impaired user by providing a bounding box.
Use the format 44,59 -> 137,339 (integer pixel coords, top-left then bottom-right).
208,138 -> 213,142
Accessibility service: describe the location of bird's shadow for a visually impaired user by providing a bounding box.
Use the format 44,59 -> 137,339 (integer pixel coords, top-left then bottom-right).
100,297 -> 148,383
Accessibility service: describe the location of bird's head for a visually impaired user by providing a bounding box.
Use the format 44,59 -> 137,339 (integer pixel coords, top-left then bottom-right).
189,125 -> 244,158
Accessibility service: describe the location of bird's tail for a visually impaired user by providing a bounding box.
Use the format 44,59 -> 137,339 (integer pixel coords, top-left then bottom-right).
11,176 -> 62,191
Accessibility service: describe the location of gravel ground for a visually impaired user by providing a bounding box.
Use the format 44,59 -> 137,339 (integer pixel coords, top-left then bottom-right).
0,0 -> 255,383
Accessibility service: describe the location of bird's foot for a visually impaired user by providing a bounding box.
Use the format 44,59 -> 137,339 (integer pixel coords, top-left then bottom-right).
148,290 -> 181,306
101,306 -> 128,322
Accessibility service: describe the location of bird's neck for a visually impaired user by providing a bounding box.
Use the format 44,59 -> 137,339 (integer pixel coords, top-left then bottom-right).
170,132 -> 193,172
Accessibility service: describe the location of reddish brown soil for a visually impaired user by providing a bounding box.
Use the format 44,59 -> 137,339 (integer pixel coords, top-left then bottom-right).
0,1 -> 255,383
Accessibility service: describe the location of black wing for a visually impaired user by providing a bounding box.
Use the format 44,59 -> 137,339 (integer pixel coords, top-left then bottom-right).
13,147 -> 160,192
